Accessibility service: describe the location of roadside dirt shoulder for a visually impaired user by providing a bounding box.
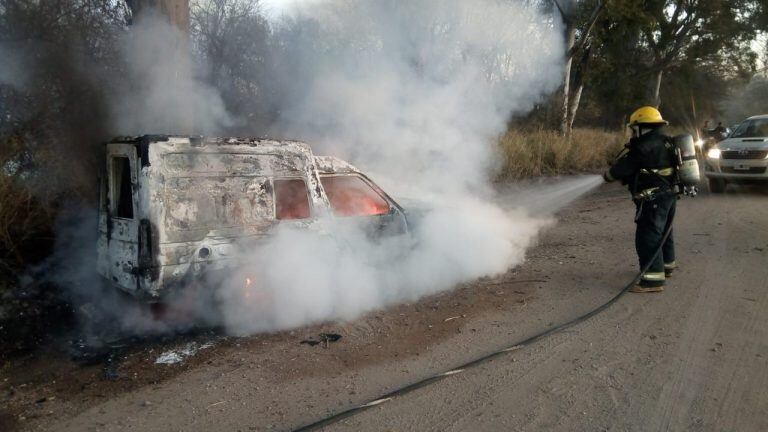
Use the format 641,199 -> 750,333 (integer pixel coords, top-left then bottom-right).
7,183 -> 766,432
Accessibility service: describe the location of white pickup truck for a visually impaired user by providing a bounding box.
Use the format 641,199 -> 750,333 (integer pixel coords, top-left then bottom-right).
97,135 -> 408,300
704,115 -> 768,193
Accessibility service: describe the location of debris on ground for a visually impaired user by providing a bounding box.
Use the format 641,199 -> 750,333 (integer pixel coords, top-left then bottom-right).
104,351 -> 121,380
300,340 -> 321,347
300,333 -> 342,348
155,342 -> 214,365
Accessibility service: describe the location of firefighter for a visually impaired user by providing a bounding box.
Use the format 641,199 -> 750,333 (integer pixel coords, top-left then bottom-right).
604,106 -> 677,293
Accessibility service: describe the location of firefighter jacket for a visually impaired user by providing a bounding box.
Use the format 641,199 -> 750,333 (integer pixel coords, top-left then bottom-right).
605,128 -> 677,197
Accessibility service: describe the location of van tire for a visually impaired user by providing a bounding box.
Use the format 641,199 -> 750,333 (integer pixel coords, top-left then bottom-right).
708,178 -> 727,193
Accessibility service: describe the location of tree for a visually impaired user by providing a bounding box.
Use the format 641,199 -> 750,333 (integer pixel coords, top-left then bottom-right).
190,0 -> 272,133
610,0 -> 765,107
0,1 -> 129,267
552,0 -> 604,136
722,75 -> 768,122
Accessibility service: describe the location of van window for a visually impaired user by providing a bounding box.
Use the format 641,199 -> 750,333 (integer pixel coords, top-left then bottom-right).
111,156 -> 134,219
274,178 -> 310,220
320,175 -> 390,217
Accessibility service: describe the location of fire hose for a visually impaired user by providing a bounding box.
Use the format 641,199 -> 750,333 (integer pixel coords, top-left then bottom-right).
291,209 -> 676,432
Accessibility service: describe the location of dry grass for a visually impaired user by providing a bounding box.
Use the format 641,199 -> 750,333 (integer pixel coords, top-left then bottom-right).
496,128 -> 626,180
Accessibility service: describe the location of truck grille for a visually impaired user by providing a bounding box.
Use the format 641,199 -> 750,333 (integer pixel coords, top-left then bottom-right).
721,150 -> 768,160
721,166 -> 767,174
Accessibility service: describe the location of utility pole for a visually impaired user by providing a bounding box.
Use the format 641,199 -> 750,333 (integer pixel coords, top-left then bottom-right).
127,0 -> 190,33
126,0 -> 193,134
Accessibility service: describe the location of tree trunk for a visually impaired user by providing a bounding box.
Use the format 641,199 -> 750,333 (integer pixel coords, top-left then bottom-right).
651,69 -> 664,108
555,0 -> 603,136
567,83 -> 583,134
566,45 -> 592,134
559,23 -> 576,136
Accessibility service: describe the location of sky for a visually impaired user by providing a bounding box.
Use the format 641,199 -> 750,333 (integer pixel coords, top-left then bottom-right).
259,0 -> 320,18
261,1 -> 767,71
754,33 -> 767,71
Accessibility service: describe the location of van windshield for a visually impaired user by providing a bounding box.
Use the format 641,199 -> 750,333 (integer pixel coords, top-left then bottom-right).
320,175 -> 390,217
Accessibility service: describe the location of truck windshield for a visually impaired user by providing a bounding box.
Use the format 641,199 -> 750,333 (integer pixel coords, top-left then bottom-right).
731,119 -> 768,138
320,175 -> 390,217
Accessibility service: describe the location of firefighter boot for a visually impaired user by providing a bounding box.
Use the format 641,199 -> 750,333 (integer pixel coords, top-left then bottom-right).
630,285 -> 665,293
664,261 -> 678,277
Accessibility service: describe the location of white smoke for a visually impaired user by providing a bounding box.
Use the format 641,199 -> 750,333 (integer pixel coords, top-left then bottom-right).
33,0 -> 602,340
218,200 -> 548,334
266,0 -> 563,195
0,44 -> 29,89
212,0 -> 582,335
111,10 -> 231,135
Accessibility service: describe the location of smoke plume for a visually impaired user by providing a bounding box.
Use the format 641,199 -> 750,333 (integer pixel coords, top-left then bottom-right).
264,0 -> 563,195
28,0 -> 605,340
112,10 -> 231,135
211,0 -> 577,334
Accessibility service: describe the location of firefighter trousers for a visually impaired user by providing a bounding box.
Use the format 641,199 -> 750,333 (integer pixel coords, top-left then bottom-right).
634,193 -> 676,287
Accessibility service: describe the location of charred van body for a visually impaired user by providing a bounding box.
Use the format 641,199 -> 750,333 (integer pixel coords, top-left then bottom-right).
98,135 -> 409,300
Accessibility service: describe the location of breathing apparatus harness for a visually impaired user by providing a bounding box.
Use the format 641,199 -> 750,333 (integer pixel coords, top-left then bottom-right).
611,128 -> 699,222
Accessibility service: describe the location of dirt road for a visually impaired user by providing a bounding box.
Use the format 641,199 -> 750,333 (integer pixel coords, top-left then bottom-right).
4,182 -> 768,431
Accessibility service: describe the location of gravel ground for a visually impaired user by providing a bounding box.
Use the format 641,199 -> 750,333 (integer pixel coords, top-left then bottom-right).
2,181 -> 767,432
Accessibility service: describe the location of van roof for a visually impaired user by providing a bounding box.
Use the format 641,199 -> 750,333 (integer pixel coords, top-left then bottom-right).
108,135 -> 317,169
109,135 -> 310,150
314,155 -> 360,174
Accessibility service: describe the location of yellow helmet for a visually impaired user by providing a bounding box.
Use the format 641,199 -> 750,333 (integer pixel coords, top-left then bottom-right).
628,106 -> 668,126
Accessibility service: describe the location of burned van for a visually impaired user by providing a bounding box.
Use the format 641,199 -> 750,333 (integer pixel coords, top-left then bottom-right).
97,135 -> 408,300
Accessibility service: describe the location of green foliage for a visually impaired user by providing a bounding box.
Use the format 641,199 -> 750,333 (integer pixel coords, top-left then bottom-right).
575,0 -> 766,128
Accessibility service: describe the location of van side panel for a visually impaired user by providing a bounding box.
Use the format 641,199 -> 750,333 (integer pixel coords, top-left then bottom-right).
136,138 -> 327,298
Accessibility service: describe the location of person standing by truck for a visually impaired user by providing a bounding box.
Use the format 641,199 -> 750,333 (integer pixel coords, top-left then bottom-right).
712,122 -> 728,141
603,106 -> 678,293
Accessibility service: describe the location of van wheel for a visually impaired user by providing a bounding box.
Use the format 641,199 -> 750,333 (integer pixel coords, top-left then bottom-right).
708,178 -> 727,193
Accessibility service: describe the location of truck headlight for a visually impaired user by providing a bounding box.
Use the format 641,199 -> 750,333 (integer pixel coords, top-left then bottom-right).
695,139 -> 704,148
707,148 -> 721,159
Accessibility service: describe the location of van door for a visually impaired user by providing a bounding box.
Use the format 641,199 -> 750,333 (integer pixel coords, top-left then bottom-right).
105,144 -> 140,294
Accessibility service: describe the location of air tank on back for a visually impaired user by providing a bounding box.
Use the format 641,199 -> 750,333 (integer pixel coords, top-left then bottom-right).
673,134 -> 700,186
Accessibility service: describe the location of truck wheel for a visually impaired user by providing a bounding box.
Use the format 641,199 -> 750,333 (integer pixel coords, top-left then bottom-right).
708,178 -> 726,193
